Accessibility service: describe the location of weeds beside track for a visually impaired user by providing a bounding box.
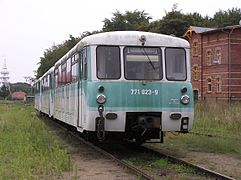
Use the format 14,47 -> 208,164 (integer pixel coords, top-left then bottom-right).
0,103 -> 71,179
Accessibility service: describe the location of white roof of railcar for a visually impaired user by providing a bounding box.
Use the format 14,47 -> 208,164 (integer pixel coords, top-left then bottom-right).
80,31 -> 189,47
40,67 -> 54,80
54,31 -> 189,67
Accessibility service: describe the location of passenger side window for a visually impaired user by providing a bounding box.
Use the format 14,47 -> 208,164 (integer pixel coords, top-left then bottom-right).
165,48 -> 187,81
96,46 -> 121,79
71,54 -> 79,82
82,48 -> 88,80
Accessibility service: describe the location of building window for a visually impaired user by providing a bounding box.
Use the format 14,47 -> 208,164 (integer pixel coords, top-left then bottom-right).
216,77 -> 222,93
214,48 -> 222,64
192,40 -> 198,56
207,78 -> 212,93
206,49 -> 212,66
193,89 -> 199,101
192,65 -> 199,81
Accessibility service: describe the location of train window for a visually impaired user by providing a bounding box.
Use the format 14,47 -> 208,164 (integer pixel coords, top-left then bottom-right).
35,82 -> 39,93
37,82 -> 40,93
165,48 -> 187,81
61,62 -> 67,85
71,53 -> 80,82
66,58 -> 72,83
47,75 -> 49,90
58,66 -> 62,86
54,67 -> 58,87
49,73 -> 53,89
82,48 -> 88,80
71,62 -> 79,82
96,46 -> 120,79
124,47 -> 162,80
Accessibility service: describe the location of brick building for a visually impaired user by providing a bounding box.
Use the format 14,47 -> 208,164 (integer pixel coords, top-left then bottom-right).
11,91 -> 26,101
184,25 -> 241,101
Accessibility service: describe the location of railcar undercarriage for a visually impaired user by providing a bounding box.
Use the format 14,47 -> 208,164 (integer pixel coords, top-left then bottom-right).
92,111 -> 164,144
125,112 -> 162,143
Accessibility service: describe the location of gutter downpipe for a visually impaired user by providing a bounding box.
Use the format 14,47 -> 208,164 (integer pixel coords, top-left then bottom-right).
201,34 -> 203,101
228,27 -> 234,104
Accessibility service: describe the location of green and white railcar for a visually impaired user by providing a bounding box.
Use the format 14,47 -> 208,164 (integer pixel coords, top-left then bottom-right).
34,31 -> 194,143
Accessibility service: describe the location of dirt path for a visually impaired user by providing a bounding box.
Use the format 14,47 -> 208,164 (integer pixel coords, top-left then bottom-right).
61,136 -> 136,180
45,122 -> 137,180
182,152 -> 241,179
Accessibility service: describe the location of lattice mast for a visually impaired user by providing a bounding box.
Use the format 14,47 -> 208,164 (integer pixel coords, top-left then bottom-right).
0,59 -> 10,87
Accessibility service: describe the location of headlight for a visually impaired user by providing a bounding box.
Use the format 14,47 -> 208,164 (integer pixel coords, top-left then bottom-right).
180,95 -> 190,105
96,94 -> 106,104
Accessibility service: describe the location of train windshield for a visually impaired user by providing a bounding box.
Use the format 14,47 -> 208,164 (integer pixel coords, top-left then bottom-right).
165,48 -> 187,81
124,47 -> 162,80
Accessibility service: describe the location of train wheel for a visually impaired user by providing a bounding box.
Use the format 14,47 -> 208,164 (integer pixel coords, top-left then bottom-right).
84,131 -> 98,144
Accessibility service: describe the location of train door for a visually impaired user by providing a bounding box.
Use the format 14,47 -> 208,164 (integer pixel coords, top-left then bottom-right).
78,48 -> 87,129
77,50 -> 82,128
49,71 -> 54,116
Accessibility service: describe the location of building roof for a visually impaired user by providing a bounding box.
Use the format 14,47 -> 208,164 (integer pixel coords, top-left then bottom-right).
11,91 -> 26,100
184,25 -> 241,39
190,26 -> 217,33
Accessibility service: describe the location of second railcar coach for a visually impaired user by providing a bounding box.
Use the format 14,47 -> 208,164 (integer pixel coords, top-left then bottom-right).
34,31 -> 194,143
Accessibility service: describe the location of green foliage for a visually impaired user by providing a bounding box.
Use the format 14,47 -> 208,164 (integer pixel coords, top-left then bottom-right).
184,102 -> 241,156
36,35 -> 80,78
0,104 -> 71,178
36,5 -> 240,78
102,10 -> 152,32
151,102 -> 241,158
10,82 -> 32,95
152,159 -> 194,174
158,6 -> 190,37
211,8 -> 241,27
193,102 -> 241,137
0,85 -> 10,99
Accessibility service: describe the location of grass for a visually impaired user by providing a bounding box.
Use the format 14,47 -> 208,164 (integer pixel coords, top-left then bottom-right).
123,155 -> 196,178
190,101 -> 241,156
151,159 -> 194,174
150,101 -> 241,159
193,101 -> 241,137
0,103 -> 72,179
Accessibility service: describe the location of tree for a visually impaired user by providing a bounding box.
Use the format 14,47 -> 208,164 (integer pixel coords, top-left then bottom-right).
150,5 -> 190,37
0,85 -> 10,99
185,13 -> 211,27
10,83 -> 32,95
102,10 -> 152,32
211,8 -> 241,27
36,35 -> 80,78
36,6 -> 240,79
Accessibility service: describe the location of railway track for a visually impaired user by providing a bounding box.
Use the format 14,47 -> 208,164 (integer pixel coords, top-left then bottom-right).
66,131 -> 154,179
139,146 -> 236,180
190,131 -> 240,141
40,115 -> 236,180
40,115 -> 154,180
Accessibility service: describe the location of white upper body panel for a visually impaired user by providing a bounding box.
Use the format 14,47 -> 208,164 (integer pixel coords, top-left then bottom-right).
54,31 -> 190,67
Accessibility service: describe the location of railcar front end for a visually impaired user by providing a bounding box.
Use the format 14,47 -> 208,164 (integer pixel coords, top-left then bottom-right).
82,33 -> 194,143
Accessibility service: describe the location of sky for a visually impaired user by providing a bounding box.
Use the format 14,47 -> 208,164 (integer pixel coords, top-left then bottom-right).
0,0 -> 240,83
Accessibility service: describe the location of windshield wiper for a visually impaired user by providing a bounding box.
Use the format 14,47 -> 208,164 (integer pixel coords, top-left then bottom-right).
142,48 -> 156,71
